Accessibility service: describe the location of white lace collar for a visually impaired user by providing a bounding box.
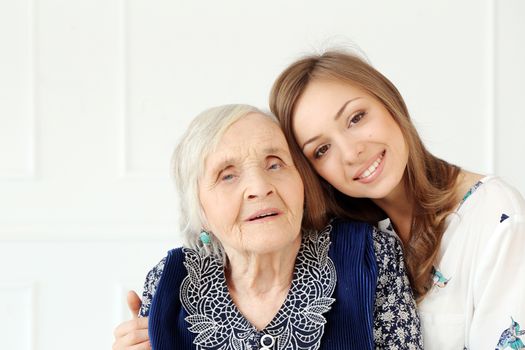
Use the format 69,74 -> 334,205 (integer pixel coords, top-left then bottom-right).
179,224 -> 337,350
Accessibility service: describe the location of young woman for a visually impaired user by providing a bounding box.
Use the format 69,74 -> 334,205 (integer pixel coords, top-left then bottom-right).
270,51 -> 525,350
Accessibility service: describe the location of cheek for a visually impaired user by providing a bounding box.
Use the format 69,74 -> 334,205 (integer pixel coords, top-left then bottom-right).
201,191 -> 240,231
394,130 -> 408,159
316,158 -> 341,184
281,174 -> 305,211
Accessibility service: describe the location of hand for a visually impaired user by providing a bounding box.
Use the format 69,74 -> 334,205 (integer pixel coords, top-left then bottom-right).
112,291 -> 150,350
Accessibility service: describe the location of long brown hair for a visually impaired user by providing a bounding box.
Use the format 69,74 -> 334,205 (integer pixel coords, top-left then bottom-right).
270,51 -> 461,300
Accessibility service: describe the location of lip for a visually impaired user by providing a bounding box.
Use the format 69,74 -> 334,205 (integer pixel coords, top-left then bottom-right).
245,208 -> 283,222
353,150 -> 386,184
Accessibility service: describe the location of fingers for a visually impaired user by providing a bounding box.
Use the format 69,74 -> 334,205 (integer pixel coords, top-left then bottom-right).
112,339 -> 151,350
112,320 -> 150,350
127,290 -> 142,318
112,291 -> 150,350
122,329 -> 149,345
114,317 -> 149,338
128,341 -> 151,350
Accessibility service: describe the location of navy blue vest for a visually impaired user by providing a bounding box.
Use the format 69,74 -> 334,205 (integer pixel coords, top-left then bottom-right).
149,220 -> 377,349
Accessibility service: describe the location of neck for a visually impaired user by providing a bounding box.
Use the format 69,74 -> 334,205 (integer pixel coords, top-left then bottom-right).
225,236 -> 301,296
372,181 -> 413,243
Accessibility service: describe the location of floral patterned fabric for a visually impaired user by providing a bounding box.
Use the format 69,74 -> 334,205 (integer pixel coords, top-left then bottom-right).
372,228 -> 422,348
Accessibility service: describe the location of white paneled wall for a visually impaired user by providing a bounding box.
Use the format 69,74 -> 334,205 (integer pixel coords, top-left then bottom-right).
0,0 -> 35,179
0,1 -> 523,349
495,0 -> 525,194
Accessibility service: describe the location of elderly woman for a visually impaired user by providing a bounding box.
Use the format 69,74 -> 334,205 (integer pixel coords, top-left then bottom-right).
112,104 -> 423,349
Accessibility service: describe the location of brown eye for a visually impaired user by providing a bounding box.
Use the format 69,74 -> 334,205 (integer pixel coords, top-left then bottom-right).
348,111 -> 366,127
314,144 -> 330,159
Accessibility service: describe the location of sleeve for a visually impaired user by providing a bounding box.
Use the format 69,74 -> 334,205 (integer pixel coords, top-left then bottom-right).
372,228 -> 424,349
469,214 -> 525,349
138,257 -> 166,318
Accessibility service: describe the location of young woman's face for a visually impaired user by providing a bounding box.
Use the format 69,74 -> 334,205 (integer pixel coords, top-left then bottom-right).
292,79 -> 408,201
198,113 -> 304,256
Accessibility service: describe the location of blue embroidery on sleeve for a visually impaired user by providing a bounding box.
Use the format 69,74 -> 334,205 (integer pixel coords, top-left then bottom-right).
500,213 -> 510,223
496,317 -> 525,349
431,266 -> 450,288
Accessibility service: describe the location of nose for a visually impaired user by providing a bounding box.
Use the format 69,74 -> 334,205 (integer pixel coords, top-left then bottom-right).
244,169 -> 274,200
339,136 -> 364,165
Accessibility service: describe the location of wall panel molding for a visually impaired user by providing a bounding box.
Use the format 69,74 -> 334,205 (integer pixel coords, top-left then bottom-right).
486,0 -> 496,174
0,0 -> 37,180
117,0 -> 131,178
115,0 -> 179,180
493,0 -> 525,194
0,221 -> 177,241
0,285 -> 35,350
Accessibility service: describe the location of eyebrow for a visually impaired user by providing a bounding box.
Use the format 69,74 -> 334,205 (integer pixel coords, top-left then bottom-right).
209,158 -> 236,179
300,97 -> 362,150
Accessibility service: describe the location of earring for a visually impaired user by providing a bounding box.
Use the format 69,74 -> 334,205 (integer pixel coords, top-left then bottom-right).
199,230 -> 212,245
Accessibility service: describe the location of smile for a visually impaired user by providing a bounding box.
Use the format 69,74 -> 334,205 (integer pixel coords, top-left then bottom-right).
354,151 -> 385,180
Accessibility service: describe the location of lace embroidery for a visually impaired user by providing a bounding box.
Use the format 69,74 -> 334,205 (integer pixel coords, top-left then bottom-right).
179,224 -> 336,350
139,257 -> 165,318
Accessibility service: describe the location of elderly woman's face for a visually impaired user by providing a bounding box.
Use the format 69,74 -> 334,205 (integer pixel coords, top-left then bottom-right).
199,113 -> 304,255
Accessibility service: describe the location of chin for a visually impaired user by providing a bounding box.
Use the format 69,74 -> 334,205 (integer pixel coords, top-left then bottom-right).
342,184 -> 396,200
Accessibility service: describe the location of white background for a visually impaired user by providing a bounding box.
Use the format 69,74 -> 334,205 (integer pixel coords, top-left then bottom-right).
1,0 -> 524,349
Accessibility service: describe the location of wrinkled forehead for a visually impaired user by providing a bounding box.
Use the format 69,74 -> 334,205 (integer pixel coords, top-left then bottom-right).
204,114 -> 291,172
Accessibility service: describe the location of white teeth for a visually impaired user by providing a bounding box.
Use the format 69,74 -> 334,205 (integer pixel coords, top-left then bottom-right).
256,212 -> 276,219
359,154 -> 383,179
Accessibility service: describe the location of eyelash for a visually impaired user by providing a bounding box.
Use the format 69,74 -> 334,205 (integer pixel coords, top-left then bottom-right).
218,158 -> 284,182
268,159 -> 283,170
313,111 -> 366,160
220,173 -> 236,182
314,144 -> 330,159
347,111 -> 366,127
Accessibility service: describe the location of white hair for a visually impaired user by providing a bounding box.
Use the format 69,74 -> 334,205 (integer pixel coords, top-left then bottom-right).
172,104 -> 279,262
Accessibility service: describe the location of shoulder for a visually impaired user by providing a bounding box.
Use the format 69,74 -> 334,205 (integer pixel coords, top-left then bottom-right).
371,226 -> 402,254
371,228 -> 405,275
138,248 -> 185,317
330,217 -> 373,231
466,176 -> 525,216
327,218 -> 379,293
329,218 -> 374,244
328,218 -> 377,261
457,176 -> 525,246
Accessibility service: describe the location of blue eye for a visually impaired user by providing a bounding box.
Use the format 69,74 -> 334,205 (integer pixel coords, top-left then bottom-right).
221,173 -> 235,182
314,144 -> 330,159
268,162 -> 282,170
348,111 -> 366,127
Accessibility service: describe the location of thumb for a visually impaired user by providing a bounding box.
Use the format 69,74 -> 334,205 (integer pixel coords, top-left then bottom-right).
126,290 -> 142,319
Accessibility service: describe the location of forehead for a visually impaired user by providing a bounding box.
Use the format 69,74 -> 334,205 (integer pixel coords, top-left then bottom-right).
205,113 -> 289,167
296,79 -> 366,112
220,113 -> 286,148
293,79 -> 370,139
